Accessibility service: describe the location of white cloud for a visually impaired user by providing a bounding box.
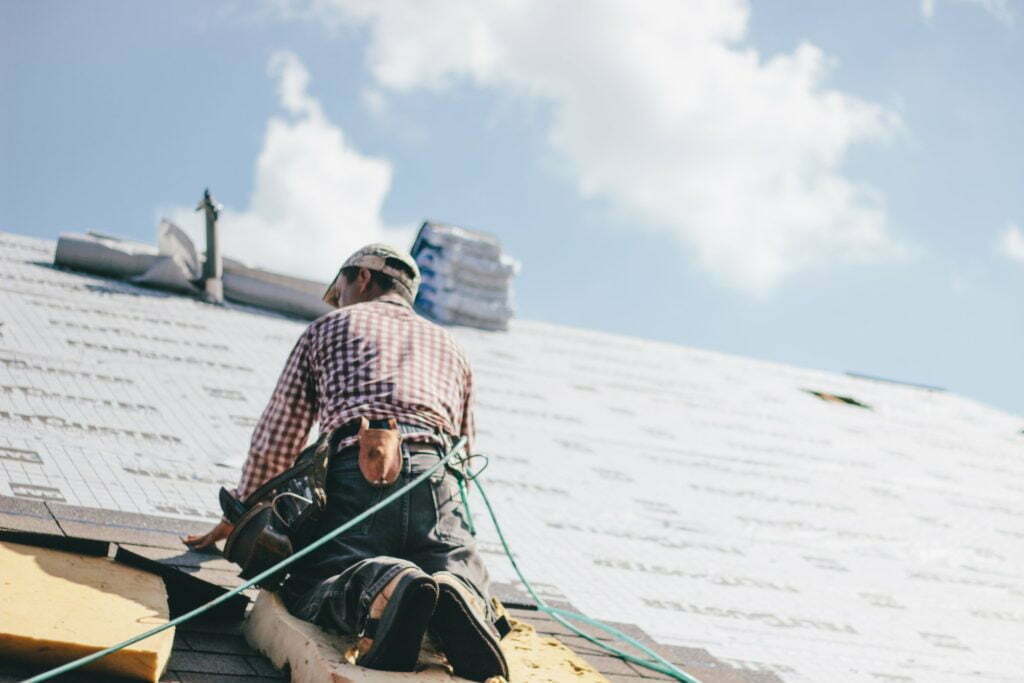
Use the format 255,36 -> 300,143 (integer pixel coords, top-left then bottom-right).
950,273 -> 970,294
999,224 -> 1024,263
921,0 -> 1016,26
270,0 -> 906,292
165,51 -> 411,282
361,88 -> 387,115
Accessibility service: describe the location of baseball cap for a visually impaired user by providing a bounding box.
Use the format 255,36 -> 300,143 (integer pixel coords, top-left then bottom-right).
323,243 -> 421,306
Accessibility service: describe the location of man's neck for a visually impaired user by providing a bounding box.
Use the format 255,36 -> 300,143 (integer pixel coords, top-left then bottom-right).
364,291 -> 410,308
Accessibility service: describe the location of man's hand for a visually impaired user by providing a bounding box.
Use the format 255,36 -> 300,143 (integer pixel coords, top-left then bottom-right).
183,519 -> 235,551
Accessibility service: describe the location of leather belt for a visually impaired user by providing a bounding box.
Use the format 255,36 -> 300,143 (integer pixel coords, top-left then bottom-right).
328,417 -> 442,451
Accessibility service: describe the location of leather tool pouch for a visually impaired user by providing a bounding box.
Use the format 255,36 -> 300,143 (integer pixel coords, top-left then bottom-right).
357,417 -> 403,487
222,501 -> 293,590
220,435 -> 332,589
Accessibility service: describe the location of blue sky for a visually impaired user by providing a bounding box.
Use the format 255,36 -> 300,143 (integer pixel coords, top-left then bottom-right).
2,0 -> 1022,417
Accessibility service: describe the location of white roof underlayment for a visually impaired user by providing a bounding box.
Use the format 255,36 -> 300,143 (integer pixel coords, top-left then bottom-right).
0,230 -> 1022,682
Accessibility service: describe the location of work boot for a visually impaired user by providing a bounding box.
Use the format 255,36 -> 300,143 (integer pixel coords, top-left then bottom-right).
429,572 -> 509,682
355,567 -> 438,672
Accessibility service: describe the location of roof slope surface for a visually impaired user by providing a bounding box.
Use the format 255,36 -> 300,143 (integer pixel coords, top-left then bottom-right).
1,231 -> 1022,682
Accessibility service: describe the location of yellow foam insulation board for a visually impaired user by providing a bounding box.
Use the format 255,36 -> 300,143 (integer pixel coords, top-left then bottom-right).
502,617 -> 607,683
244,589 -> 607,682
0,541 -> 174,682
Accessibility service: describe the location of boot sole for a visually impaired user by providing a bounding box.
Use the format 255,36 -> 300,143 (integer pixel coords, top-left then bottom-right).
359,573 -> 438,671
432,580 -> 509,681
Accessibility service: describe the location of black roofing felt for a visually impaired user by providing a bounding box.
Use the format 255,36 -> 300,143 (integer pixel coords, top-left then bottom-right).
114,545 -> 249,621
0,528 -> 110,557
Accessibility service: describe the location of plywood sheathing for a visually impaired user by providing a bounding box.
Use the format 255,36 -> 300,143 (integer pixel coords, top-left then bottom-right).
244,590 -> 608,682
0,540 -> 174,682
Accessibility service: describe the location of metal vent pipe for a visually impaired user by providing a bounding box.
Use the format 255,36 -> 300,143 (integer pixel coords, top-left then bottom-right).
196,188 -> 224,304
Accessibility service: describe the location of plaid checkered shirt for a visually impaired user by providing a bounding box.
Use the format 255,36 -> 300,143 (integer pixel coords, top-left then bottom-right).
236,293 -> 475,500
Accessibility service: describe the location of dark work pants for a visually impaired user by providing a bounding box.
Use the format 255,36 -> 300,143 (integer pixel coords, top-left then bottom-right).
279,443 -> 494,636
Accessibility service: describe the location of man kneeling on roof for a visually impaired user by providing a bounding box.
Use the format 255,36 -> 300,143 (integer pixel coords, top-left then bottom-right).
185,244 -> 508,681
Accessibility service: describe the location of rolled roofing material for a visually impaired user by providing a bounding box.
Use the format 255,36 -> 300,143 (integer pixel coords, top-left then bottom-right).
54,231 -> 160,278
55,223 -> 201,294
222,257 -> 331,320
0,540 -> 175,682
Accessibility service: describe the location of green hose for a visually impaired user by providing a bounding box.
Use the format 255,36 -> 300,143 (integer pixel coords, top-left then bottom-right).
456,474 -> 477,535
23,438 -> 465,683
472,479 -> 702,683
24,438 -> 700,683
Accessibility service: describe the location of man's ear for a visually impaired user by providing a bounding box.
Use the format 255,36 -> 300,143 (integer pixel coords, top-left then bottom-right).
355,267 -> 373,295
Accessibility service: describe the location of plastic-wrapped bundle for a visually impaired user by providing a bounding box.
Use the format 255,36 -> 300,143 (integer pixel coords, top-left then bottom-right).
423,252 -> 518,291
411,222 -> 520,331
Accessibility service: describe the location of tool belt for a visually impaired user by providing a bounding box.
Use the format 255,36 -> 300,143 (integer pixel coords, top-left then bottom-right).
219,417 -> 423,589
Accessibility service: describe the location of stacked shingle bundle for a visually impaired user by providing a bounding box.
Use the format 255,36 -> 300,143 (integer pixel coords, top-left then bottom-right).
410,221 -> 520,331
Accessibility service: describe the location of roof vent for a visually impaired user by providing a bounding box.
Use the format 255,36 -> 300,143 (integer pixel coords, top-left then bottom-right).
196,189 -> 224,304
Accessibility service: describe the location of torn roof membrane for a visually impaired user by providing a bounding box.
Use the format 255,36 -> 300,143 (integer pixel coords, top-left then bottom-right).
1,230 -> 1023,682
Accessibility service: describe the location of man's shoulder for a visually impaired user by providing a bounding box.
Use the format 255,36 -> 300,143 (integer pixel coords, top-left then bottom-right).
428,322 -> 473,372
407,309 -> 469,351
370,305 -> 472,367
307,307 -> 351,333
309,305 -> 468,356
311,302 -> 456,343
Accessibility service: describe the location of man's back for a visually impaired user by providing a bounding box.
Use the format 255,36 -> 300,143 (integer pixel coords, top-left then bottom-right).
240,292 -> 474,499
307,295 -> 473,438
